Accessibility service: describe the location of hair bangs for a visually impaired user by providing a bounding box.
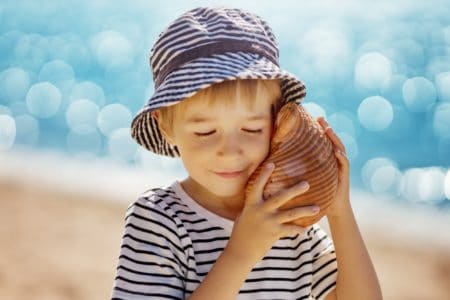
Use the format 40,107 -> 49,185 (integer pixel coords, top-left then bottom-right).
154,79 -> 282,135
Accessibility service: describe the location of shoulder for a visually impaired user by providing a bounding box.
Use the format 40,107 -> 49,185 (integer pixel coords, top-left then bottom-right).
113,184 -> 191,295
131,183 -> 186,212
125,183 -> 187,233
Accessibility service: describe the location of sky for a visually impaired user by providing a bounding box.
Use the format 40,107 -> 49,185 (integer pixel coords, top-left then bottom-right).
0,0 -> 450,207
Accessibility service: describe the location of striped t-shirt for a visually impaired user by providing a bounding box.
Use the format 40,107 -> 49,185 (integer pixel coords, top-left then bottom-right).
111,180 -> 338,299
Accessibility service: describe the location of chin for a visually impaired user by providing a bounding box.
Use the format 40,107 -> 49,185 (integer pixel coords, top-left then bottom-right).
209,179 -> 247,197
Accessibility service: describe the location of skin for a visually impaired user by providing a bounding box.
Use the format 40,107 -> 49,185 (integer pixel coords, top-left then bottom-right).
317,117 -> 383,300
154,90 -> 284,221
153,92 -> 382,299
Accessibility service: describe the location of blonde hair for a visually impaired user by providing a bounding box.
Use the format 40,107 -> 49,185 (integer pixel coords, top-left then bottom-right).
154,79 -> 283,137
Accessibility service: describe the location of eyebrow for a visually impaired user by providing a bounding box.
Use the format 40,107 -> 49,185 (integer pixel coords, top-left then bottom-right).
186,115 -> 269,123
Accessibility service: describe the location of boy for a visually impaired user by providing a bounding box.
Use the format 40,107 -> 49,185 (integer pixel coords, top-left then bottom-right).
111,6 -> 382,300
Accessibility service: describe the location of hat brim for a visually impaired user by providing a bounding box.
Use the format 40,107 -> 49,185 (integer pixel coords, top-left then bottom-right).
131,52 -> 307,157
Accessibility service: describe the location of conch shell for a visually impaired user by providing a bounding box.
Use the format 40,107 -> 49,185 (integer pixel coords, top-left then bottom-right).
245,102 -> 339,227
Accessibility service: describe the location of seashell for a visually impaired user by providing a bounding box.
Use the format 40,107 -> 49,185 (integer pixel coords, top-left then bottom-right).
245,101 -> 339,227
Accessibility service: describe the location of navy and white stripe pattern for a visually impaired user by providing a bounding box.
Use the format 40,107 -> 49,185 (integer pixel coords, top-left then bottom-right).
131,6 -> 307,157
111,181 -> 338,299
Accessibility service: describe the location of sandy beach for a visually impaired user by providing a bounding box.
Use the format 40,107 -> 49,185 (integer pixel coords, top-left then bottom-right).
1,150 -> 449,300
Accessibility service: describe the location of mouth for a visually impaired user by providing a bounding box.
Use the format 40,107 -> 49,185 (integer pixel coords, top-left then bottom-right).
213,170 -> 244,179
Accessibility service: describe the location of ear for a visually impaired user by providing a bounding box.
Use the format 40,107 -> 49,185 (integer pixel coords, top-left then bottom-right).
151,111 -> 176,146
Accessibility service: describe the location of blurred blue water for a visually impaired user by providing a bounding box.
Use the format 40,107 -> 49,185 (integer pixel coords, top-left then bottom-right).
0,0 -> 449,209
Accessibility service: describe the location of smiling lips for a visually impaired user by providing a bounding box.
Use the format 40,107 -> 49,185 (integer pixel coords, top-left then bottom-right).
214,170 -> 244,178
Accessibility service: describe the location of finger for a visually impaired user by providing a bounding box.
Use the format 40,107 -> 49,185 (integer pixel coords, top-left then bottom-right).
317,116 -> 328,126
327,130 -> 346,153
336,149 -> 347,158
275,205 -> 320,224
335,149 -> 350,170
263,181 -> 309,211
317,118 -> 346,153
247,162 -> 275,205
317,116 -> 327,127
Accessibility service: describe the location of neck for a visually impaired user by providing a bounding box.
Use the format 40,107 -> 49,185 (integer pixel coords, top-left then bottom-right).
180,177 -> 245,221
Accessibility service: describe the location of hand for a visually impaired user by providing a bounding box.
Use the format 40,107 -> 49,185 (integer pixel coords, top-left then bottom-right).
225,163 -> 320,266
317,117 -> 351,219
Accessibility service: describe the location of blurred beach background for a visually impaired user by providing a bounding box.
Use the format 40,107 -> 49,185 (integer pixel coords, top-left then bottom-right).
1,0 -> 450,299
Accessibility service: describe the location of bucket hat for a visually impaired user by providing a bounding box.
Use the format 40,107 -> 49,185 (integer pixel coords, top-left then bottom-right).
131,6 -> 307,157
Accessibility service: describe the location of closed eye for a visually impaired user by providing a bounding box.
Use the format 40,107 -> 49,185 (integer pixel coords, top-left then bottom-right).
244,129 -> 263,134
194,129 -> 263,137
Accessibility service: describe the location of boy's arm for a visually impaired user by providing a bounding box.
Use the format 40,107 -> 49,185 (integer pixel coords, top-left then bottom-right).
187,164 -> 319,299
326,200 -> 383,300
316,117 -> 382,300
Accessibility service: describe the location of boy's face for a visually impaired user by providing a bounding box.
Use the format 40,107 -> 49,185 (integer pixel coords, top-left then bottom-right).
162,90 -> 274,205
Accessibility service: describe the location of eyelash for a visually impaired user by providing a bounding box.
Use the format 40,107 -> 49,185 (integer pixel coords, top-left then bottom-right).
195,129 -> 263,137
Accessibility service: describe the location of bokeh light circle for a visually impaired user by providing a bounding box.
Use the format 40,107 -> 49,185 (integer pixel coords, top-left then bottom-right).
445,169 -> 450,200
402,76 -> 437,113
328,112 -> 356,136
38,59 -> 75,91
357,96 -> 393,131
302,102 -> 327,120
337,132 -> 358,160
432,102 -> 450,140
69,81 -> 106,107
97,103 -> 132,137
355,52 -> 392,90
361,157 -> 401,194
13,33 -> 49,71
26,82 -> 62,118
65,98 -> 100,134
91,30 -> 134,70
0,67 -> 31,102
48,34 -> 92,74
297,23 -> 352,81
0,114 -> 16,151
370,164 -> 402,194
435,72 -> 450,102
108,127 -> 138,162
399,167 -> 447,203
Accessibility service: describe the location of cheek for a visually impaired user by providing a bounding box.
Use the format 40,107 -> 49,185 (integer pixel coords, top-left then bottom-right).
178,137 -> 214,153
259,131 -> 272,156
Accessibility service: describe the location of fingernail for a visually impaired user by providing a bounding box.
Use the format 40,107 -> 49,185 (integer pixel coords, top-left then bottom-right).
311,206 -> 320,213
299,181 -> 309,189
266,163 -> 275,169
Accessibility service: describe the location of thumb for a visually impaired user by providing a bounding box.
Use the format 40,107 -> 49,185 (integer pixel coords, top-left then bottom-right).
246,162 -> 275,205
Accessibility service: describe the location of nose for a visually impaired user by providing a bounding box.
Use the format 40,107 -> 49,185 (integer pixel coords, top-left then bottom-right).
216,132 -> 243,157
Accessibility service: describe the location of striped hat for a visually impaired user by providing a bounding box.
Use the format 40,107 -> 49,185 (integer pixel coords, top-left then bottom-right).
131,6 -> 307,157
